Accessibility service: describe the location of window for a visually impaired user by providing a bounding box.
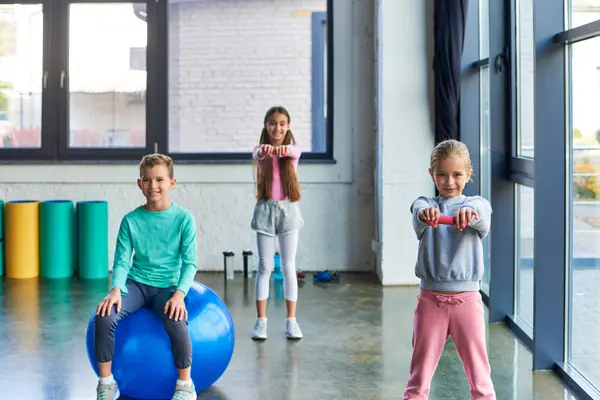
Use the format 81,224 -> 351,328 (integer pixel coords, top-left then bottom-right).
479,0 -> 491,294
569,0 -> 600,29
480,65 -> 491,294
479,0 -> 489,59
472,0 -> 600,396
567,33 -> 600,391
0,0 -> 333,162
515,0 -> 535,158
68,3 -> 146,150
311,11 -> 327,154
166,0 -> 331,158
130,47 -> 146,71
0,4 -> 43,149
515,184 -> 534,331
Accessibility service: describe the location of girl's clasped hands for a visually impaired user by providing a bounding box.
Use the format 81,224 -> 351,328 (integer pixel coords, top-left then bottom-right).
419,207 -> 479,231
260,144 -> 290,158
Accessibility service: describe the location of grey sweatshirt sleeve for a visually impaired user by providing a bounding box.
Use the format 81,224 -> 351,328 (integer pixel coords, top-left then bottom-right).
463,196 -> 493,238
410,196 -> 434,240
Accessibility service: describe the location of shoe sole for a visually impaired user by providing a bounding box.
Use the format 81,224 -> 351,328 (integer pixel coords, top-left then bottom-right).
251,336 -> 267,341
286,335 -> 302,341
96,387 -> 119,400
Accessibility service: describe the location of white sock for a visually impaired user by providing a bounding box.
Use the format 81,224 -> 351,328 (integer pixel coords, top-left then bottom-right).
177,379 -> 193,387
286,317 -> 296,322
99,375 -> 114,385
257,317 -> 267,321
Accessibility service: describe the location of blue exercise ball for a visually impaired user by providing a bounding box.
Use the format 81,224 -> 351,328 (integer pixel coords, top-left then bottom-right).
85,281 -> 235,399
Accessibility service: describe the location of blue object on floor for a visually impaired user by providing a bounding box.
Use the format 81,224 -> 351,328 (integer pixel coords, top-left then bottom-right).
273,252 -> 283,281
313,270 -> 340,282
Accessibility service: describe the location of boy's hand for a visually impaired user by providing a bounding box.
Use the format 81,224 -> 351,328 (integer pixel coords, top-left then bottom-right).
455,208 -> 478,231
96,287 -> 122,317
164,290 -> 187,321
419,207 -> 440,227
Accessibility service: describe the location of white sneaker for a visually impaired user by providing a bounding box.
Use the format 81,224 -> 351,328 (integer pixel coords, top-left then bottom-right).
96,380 -> 120,400
171,381 -> 196,400
252,318 -> 267,340
286,318 -> 303,340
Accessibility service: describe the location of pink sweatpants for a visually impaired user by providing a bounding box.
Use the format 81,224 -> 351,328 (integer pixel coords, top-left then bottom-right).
403,289 -> 496,400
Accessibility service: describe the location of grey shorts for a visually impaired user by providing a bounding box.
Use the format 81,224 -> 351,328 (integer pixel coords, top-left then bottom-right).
251,200 -> 304,236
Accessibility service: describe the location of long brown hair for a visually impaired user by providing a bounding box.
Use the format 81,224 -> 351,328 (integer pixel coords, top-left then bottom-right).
254,106 -> 302,202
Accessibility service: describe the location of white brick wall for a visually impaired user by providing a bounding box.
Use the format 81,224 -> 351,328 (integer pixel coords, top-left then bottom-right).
168,0 -> 327,153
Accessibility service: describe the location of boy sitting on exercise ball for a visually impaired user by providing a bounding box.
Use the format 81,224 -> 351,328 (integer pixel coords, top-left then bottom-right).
93,153 -> 198,400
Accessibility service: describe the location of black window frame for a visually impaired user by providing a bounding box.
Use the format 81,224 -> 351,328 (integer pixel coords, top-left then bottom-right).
0,0 -> 334,164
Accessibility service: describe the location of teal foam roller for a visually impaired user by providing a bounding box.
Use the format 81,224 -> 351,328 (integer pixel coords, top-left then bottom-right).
77,201 -> 109,279
40,200 -> 76,279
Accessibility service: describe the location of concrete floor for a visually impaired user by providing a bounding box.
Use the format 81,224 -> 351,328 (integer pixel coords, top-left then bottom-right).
0,272 -> 580,400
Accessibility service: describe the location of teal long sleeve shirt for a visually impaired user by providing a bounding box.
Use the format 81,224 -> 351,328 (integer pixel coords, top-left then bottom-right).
111,203 -> 198,295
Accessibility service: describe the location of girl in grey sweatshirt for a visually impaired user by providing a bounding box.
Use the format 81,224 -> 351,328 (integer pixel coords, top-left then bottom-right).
403,139 -> 496,400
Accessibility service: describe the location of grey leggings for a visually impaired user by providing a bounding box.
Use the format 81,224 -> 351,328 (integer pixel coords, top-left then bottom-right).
94,279 -> 192,369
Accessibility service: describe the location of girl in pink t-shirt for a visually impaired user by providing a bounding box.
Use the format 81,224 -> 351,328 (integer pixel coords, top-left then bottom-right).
250,105 -> 304,341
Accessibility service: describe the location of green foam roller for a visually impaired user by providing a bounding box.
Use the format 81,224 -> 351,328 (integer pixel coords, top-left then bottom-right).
77,201 -> 109,279
0,200 -> 4,277
40,200 -> 75,279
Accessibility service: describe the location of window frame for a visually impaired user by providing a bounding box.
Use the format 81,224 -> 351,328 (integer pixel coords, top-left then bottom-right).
462,0 -> 498,298
461,0 -> 518,320
0,0 -> 54,161
311,11 -> 328,155
552,9 -> 600,400
477,0 -> 600,397
0,0 -> 334,163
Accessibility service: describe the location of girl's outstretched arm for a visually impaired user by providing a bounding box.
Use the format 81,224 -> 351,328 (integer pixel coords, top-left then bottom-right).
410,196 -> 434,240
462,196 -> 493,238
285,145 -> 302,160
253,145 -> 266,161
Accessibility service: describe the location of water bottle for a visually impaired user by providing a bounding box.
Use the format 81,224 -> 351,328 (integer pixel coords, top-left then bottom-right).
273,252 -> 283,281
242,250 -> 253,279
222,250 -> 235,280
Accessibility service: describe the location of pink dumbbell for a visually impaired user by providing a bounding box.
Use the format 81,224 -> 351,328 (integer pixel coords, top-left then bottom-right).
427,216 -> 455,227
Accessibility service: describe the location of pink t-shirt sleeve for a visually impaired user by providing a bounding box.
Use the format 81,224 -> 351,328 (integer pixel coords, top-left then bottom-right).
253,146 -> 265,161
286,145 -> 302,161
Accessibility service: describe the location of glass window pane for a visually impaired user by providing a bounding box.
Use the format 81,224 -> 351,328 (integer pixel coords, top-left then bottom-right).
323,19 -> 327,121
479,0 -> 489,59
568,35 -> 600,390
515,0 -> 535,158
569,0 -> 600,29
516,184 -> 534,329
0,4 -> 43,149
167,0 -> 328,153
68,3 -> 147,149
480,66 -> 491,294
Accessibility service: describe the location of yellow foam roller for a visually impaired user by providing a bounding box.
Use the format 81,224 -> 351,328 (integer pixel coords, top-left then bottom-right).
5,200 -> 40,279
